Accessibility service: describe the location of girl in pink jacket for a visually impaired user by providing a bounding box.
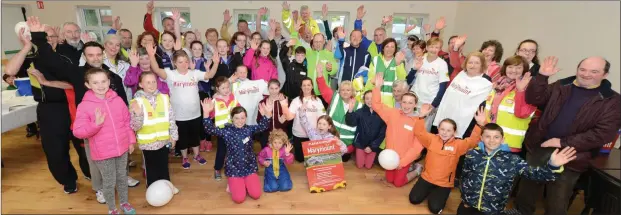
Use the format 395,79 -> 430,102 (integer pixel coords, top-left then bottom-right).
73,68 -> 137,215
243,40 -> 278,82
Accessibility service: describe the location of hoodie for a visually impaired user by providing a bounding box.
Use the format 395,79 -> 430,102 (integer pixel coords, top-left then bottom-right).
279,43 -> 308,100
124,66 -> 170,96
243,48 -> 278,82
336,38 -> 371,83
72,89 -> 136,161
130,90 -> 179,150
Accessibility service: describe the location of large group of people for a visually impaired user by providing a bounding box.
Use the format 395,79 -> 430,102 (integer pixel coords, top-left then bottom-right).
3,0 -> 620,214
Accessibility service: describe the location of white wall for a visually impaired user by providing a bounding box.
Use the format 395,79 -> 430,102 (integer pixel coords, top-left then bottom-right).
454,1 -> 620,91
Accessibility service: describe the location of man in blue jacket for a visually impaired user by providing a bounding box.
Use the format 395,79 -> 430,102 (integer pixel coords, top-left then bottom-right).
335,28 -> 371,84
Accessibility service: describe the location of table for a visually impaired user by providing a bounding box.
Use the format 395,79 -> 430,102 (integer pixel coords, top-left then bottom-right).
1,90 -> 38,133
582,149 -> 621,214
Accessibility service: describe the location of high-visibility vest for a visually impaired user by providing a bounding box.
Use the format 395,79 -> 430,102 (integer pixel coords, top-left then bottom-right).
485,90 -> 534,150
328,94 -> 363,145
134,94 -> 171,144
214,98 -> 238,128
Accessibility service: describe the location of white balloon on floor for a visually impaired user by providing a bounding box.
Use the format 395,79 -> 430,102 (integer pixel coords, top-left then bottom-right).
378,149 -> 400,170
146,180 -> 174,207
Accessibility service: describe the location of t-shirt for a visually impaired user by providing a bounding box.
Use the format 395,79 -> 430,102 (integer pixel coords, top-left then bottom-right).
164,68 -> 208,121
410,56 -> 449,105
289,96 -> 326,138
433,71 -> 492,138
232,80 -> 268,125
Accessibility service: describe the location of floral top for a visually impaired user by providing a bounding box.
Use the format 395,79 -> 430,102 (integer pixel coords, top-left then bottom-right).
130,90 -> 179,150
299,110 -> 348,155
204,116 -> 271,177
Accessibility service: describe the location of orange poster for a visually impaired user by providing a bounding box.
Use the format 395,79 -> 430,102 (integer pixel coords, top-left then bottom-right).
302,138 -> 346,193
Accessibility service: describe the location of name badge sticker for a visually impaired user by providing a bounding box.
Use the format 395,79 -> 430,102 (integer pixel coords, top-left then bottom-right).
300,72 -> 306,75
243,137 -> 250,144
404,124 -> 413,131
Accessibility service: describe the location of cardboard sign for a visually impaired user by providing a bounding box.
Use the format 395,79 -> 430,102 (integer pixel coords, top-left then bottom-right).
36,1 -> 44,9
302,138 -> 346,193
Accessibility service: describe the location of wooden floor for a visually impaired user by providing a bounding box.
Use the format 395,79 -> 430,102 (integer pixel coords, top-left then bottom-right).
1,127 -> 586,214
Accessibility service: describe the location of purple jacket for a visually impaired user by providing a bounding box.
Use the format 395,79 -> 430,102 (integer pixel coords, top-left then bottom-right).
124,66 -> 170,95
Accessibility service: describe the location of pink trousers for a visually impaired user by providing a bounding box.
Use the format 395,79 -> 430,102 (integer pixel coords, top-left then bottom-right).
228,173 -> 261,203
355,148 -> 377,169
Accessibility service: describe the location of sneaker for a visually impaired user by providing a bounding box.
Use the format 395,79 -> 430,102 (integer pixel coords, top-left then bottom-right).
214,170 -> 222,181
205,141 -> 213,152
504,208 -> 522,215
63,182 -> 78,194
120,203 -> 136,215
199,140 -> 208,152
174,151 -> 182,157
182,158 -> 191,169
194,155 -> 207,165
409,163 -> 423,177
108,209 -> 119,214
95,190 -> 106,204
127,176 -> 140,187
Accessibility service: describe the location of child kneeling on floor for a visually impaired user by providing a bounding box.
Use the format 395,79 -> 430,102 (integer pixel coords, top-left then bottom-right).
72,68 -> 136,214
258,129 -> 294,192
458,123 -> 576,215
202,99 -> 273,204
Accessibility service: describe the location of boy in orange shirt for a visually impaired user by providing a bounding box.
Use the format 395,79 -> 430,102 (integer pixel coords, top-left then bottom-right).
372,73 -> 423,187
408,104 -> 485,214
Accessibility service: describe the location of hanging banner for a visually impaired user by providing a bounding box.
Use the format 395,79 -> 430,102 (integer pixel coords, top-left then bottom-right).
302,138 -> 346,193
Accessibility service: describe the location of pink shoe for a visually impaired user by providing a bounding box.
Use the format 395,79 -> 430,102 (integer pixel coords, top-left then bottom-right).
199,140 -> 208,152
205,141 -> 213,152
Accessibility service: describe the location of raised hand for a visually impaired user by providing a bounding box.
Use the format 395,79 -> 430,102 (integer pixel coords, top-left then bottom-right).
258,7 -> 268,19
381,15 -> 393,25
18,28 -> 32,48
539,56 -> 560,76
292,10 -> 299,22
516,72 -> 532,92
474,106 -> 486,126
146,0 -> 154,14
419,104 -> 433,117
259,102 -> 274,118
201,98 -> 215,116
453,35 -> 467,51
285,143 -> 293,154
223,9 -> 232,24
549,147 -> 577,167
396,51 -> 405,65
130,101 -> 143,116
282,1 -> 290,10
286,39 -> 297,47
356,5 -> 366,20
278,112 -> 286,124
293,16 -> 303,31
129,49 -> 139,67
277,93 -> 287,102
194,29 -> 201,41
81,32 -> 93,43
326,62 -> 333,72
413,56 -> 424,70
95,108 -> 106,126
26,16 -> 45,32
211,52 -> 221,66
111,16 -> 122,31
316,63 -> 324,77
172,8 -> 181,21
189,58 -> 196,70
250,40 -> 259,50
374,73 -> 384,89
337,27 -> 345,39
321,4 -> 328,18
145,44 -> 156,56
435,17 -> 446,31
347,98 -> 356,112
405,19 -> 416,33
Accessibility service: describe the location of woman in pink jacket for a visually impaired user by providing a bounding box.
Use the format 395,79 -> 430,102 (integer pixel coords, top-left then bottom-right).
73,68 -> 137,215
243,40 -> 278,82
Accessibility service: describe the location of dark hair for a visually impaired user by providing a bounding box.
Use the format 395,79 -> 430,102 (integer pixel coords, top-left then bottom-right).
400,92 -> 419,112
350,29 -> 363,37
516,39 -> 539,65
500,55 -> 529,77
230,106 -> 247,118
317,115 -> 340,138
205,28 -> 219,39
380,38 -> 398,56
118,29 -> 132,37
299,77 -> 317,100
172,50 -> 189,64
161,31 -> 177,43
253,40 -> 277,68
83,41 -> 104,52
190,40 -> 204,58
294,46 -> 306,55
183,31 -> 196,41
230,32 -> 247,49
363,90 -> 373,99
439,118 -> 458,132
407,35 -> 420,42
84,67 -> 110,83
137,47 -> 148,56
162,17 -> 174,24
268,79 -> 281,87
577,57 -> 611,74
216,39 -> 231,56
214,76 -> 229,89
136,71 -> 157,91
410,40 -> 426,50
2,74 -> 13,83
251,32 -> 262,40
137,31 -> 157,48
482,123 -> 504,137
238,19 -> 248,25
479,40 -> 504,63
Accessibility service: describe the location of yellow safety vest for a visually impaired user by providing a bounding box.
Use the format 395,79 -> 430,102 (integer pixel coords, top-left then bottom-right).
214,98 -> 238,128
134,94 -> 170,144
484,90 -> 534,150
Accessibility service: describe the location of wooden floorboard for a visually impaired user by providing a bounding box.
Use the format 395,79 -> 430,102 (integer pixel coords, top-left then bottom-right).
1,126 -> 586,214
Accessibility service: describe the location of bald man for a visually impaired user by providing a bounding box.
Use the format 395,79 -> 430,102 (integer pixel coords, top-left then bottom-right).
510,56 -> 621,215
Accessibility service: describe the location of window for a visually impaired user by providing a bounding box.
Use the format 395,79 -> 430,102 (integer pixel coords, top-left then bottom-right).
154,7 -> 191,32
391,14 -> 428,43
313,11 -> 349,37
77,7 -> 113,43
233,9 -> 269,33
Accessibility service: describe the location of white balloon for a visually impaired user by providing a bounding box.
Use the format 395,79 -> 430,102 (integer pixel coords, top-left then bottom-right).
145,180 -> 174,207
378,149 -> 400,170
14,22 -> 31,38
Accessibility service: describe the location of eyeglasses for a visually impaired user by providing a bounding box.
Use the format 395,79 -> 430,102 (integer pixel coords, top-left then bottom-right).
518,49 -> 536,54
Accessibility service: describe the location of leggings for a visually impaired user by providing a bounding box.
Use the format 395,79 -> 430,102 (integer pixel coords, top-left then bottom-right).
214,136 -> 227,171
291,136 -> 310,163
84,141 -> 103,191
143,147 -> 170,187
94,152 -> 129,211
355,148 -> 376,169
409,177 -> 452,214
385,163 -> 411,187
228,173 -> 261,204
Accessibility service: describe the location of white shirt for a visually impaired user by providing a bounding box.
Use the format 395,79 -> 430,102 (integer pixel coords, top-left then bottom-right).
411,56 -> 449,106
433,71 -> 492,138
232,80 -> 268,125
289,96 -> 326,138
164,68 -> 208,121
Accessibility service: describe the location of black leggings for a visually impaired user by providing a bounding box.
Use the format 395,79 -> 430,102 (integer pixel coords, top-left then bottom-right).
291,136 -> 310,163
214,136 -> 227,171
409,177 -> 452,214
143,147 -> 170,187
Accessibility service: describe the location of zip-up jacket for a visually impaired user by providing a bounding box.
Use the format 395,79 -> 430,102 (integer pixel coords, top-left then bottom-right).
345,105 -> 386,152
30,32 -> 78,103
279,42 -> 307,100
336,38 -> 371,83
461,142 -> 562,214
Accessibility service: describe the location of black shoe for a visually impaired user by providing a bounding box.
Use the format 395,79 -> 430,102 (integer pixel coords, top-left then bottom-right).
63,182 -> 78,194
26,131 -> 38,138
342,153 -> 352,162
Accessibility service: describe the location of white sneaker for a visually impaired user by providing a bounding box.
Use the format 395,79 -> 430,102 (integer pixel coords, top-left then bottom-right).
95,190 -> 106,204
127,176 -> 140,187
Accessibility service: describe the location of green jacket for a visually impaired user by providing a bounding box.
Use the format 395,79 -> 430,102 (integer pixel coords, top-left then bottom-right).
291,31 -> 338,95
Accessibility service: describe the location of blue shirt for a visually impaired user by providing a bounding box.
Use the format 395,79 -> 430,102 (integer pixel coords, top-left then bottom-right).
203,116 -> 271,177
